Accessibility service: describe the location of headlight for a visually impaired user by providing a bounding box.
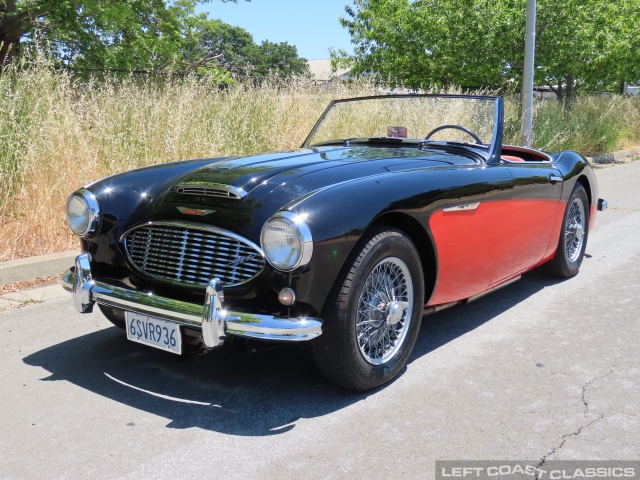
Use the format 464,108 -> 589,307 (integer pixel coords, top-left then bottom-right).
261,211 -> 313,271
66,188 -> 101,237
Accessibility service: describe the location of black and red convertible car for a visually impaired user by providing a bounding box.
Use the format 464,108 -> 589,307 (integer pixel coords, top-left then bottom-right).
63,94 -> 606,391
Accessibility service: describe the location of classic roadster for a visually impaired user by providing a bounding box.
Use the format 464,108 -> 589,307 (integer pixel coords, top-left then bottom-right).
63,94 -> 607,391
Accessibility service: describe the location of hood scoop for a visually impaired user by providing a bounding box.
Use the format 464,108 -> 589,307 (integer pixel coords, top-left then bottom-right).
175,183 -> 246,200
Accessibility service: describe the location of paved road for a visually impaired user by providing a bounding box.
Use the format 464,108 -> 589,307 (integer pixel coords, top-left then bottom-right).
1,162 -> 639,479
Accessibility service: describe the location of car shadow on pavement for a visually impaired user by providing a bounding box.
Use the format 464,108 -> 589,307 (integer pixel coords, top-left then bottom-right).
23,268 -> 565,437
411,269 -> 564,361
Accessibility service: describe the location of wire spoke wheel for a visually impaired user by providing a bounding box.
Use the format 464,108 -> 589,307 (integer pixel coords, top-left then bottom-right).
564,197 -> 586,263
311,228 -> 424,391
547,183 -> 589,278
356,257 -> 413,365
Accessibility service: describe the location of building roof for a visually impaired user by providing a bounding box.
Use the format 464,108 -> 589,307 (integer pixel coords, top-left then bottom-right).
307,59 -> 351,82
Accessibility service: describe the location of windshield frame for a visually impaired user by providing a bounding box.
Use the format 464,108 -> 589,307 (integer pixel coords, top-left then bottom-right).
301,94 -> 504,164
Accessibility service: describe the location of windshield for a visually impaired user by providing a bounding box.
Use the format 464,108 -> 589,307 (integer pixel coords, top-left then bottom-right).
303,94 -> 502,161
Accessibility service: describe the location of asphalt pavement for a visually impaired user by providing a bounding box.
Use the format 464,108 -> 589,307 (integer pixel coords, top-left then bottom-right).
0,159 -> 639,479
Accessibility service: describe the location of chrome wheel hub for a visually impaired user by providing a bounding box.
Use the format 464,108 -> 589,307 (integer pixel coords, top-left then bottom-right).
356,257 -> 413,365
565,197 -> 586,263
386,301 -> 406,326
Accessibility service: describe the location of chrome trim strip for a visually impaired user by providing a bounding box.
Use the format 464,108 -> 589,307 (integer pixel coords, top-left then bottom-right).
63,255 -> 323,345
443,202 -> 480,212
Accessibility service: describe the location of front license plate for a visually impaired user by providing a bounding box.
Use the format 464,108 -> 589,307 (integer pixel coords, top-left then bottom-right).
125,312 -> 182,355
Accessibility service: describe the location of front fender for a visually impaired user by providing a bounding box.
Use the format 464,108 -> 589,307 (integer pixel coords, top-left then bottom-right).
284,165 -> 504,315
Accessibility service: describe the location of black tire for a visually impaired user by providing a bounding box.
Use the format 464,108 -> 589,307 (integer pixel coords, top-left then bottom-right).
311,227 -> 424,391
546,183 -> 590,278
97,304 -> 126,329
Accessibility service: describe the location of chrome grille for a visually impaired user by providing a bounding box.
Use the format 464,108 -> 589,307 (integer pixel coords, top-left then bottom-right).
123,223 -> 264,287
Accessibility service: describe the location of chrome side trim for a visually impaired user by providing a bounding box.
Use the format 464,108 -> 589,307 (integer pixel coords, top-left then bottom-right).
63,254 -> 323,346
443,202 -> 480,212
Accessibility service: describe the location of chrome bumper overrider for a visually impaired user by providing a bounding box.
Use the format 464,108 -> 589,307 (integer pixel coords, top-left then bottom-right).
62,253 -> 323,348
597,198 -> 608,211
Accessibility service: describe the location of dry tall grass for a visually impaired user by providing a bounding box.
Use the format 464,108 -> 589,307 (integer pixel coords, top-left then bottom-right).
0,68 -> 380,261
1,65 -> 639,261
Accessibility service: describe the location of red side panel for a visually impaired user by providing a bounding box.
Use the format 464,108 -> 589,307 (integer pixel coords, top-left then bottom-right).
428,201 -> 510,305
428,198 -> 562,305
538,199 -> 568,265
491,198 -> 562,284
589,204 -> 597,231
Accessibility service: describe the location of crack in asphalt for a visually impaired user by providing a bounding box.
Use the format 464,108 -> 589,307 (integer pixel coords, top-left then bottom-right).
534,368 -> 616,479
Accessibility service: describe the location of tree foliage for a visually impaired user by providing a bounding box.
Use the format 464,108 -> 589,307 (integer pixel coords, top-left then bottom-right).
0,0 -> 309,78
338,0 -> 640,100
1,0 -> 209,69
185,19 -> 308,78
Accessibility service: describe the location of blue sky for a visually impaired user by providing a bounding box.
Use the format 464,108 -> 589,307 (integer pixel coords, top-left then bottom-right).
196,0 -> 354,60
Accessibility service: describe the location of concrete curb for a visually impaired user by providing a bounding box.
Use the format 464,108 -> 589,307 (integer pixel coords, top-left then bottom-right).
586,146 -> 640,164
0,250 -> 77,285
0,284 -> 68,310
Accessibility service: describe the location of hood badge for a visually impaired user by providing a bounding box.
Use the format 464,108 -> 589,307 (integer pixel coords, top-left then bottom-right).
228,254 -> 257,268
177,206 -> 216,216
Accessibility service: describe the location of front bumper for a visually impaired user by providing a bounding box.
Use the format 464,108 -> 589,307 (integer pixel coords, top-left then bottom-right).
62,253 -> 323,348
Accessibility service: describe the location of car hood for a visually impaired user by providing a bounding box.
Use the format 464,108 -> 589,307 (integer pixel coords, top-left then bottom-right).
85,145 -> 476,247
163,145 -> 471,208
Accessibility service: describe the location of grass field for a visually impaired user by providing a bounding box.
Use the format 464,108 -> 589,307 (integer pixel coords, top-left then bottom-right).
1,66 -> 639,261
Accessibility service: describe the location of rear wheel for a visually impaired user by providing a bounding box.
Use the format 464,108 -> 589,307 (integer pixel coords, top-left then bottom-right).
547,184 -> 589,278
312,228 -> 424,391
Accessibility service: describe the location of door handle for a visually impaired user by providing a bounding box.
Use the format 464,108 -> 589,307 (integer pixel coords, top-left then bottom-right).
549,174 -> 564,184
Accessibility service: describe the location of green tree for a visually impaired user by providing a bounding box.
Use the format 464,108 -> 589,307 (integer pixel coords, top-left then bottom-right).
188,18 -> 260,72
339,0 -> 640,101
252,40 -> 309,77
1,0 -> 309,79
181,20 -> 308,78
0,0 -> 241,70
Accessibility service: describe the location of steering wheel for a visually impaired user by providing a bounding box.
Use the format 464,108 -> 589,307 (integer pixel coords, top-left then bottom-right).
424,124 -> 483,144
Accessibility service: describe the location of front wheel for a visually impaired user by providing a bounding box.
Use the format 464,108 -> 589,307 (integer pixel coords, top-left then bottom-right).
547,183 -> 590,278
312,228 -> 424,391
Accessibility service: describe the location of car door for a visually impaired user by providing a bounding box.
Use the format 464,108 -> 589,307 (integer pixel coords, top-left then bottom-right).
489,162 -> 564,285
427,164 -> 515,305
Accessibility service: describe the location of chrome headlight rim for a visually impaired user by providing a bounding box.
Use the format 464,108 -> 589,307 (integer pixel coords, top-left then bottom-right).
66,188 -> 101,238
260,211 -> 313,272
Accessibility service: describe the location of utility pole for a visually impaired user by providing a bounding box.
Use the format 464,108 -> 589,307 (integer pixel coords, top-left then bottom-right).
521,0 -> 536,147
